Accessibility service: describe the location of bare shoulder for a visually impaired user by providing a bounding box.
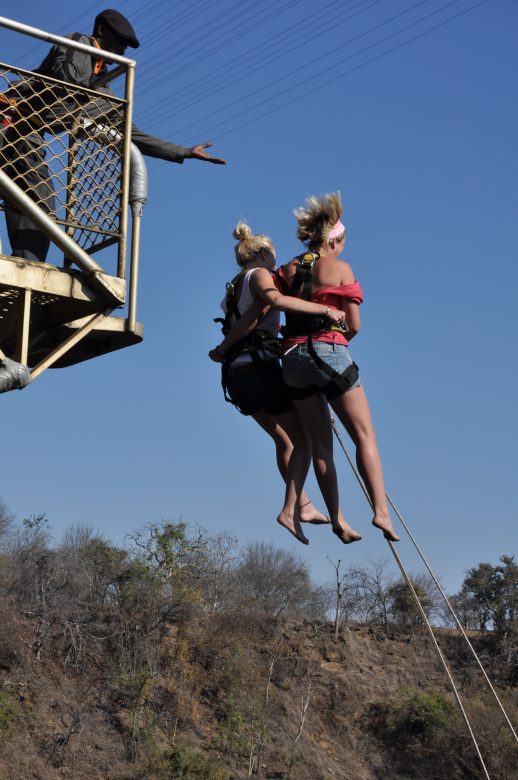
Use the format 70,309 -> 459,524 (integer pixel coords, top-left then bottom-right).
338,259 -> 356,284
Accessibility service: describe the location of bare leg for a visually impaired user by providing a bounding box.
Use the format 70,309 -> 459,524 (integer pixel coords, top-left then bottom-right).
278,413 -> 328,524
252,408 -> 328,519
329,386 -> 399,542
293,394 -> 361,545
252,409 -> 311,544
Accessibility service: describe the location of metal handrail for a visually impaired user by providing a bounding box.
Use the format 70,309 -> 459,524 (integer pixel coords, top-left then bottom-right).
0,16 -> 135,67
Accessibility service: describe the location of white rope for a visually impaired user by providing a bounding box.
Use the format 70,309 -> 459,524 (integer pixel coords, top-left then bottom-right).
384,490 -> 518,743
387,542 -> 491,779
332,418 -> 517,742
330,418 -> 503,779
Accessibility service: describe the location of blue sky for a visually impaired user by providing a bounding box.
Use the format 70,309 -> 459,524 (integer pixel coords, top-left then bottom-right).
1,0 -> 516,595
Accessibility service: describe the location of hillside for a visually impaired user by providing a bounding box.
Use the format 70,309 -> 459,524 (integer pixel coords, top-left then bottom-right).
0,605 -> 516,780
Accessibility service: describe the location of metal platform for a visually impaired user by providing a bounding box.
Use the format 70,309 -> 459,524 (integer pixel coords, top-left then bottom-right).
0,253 -> 142,370
0,18 -> 146,387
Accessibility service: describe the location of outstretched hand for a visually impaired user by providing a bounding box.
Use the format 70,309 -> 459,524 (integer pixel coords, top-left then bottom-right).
190,142 -> 227,165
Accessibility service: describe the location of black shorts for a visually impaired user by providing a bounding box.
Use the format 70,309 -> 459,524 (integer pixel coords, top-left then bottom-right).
224,360 -> 293,417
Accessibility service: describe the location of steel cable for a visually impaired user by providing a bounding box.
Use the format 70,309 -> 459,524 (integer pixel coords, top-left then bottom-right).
135,0 -> 297,97
170,0 -> 465,140
145,0 -> 489,172
183,0 -> 489,145
135,0 -> 274,83
134,0 -> 381,127
134,0 -> 348,114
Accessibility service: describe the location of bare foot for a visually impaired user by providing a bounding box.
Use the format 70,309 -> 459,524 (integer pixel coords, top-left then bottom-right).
332,515 -> 362,545
277,513 -> 309,545
299,500 -> 330,525
372,514 -> 400,542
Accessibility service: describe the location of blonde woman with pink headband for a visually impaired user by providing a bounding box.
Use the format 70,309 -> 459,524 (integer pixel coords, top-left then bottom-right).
275,192 -> 399,544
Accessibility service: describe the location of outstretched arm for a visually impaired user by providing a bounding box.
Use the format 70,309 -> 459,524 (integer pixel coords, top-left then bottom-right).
131,130 -> 227,165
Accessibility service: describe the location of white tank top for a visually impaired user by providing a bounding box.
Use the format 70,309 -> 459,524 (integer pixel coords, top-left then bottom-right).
221,268 -> 280,365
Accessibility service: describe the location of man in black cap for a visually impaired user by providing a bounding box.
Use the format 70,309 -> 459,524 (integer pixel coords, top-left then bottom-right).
1,9 -> 226,263
94,9 -> 140,53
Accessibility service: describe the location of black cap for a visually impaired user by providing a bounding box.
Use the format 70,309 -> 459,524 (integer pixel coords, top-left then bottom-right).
95,9 -> 140,49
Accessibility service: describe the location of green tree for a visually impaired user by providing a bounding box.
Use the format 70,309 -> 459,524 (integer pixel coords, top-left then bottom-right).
234,542 -> 315,619
385,572 -> 441,629
461,555 -> 518,637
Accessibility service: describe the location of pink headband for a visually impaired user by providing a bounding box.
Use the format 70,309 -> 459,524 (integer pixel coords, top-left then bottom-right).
328,220 -> 345,240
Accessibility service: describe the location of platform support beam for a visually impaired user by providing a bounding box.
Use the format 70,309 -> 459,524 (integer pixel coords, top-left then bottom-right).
15,288 -> 31,365
30,308 -> 113,381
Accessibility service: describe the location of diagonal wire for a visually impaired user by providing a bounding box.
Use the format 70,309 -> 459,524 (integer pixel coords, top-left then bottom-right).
134,0 -> 349,117
193,0 -> 490,144
146,0 -> 490,171
133,0 -> 227,71
171,0 -> 465,140
135,0 -> 300,97
135,0 -> 275,85
135,0 -> 382,127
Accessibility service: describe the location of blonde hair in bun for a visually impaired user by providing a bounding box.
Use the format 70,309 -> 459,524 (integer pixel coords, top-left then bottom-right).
233,221 -> 274,267
293,192 -> 344,247
233,222 -> 252,241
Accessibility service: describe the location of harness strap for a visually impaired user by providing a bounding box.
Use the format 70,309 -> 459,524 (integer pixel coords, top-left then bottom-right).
290,251 -> 320,300
306,336 -> 359,394
223,329 -> 281,363
281,314 -> 348,340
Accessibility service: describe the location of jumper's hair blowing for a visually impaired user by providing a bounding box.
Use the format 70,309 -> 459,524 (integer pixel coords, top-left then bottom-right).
294,192 -> 344,246
233,222 -> 274,267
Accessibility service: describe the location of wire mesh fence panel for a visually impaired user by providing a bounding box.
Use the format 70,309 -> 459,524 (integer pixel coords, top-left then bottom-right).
0,62 -> 127,265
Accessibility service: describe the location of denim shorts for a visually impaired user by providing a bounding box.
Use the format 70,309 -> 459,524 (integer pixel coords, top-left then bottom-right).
282,342 -> 362,400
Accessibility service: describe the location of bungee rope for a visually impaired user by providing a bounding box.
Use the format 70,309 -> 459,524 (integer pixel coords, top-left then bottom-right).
384,489 -> 518,744
331,418 -> 518,778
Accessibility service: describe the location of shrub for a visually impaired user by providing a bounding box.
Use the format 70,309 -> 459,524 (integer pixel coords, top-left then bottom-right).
0,689 -> 16,746
385,689 -> 458,740
163,747 -> 229,779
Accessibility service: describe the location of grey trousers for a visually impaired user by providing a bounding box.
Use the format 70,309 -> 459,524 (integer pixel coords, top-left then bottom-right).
1,124 -> 56,262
